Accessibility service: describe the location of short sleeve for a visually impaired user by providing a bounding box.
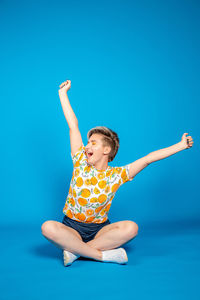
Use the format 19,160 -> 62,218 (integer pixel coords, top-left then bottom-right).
123,164 -> 134,182
112,164 -> 133,186
71,143 -> 87,166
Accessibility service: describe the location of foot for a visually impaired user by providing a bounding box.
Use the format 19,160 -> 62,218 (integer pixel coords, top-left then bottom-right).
101,247 -> 128,264
63,250 -> 80,267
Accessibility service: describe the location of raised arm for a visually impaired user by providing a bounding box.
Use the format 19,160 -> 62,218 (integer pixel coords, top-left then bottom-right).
146,133 -> 194,164
58,80 -> 83,156
58,80 -> 78,129
128,133 -> 194,180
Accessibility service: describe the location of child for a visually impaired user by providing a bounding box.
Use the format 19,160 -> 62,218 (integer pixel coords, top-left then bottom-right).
41,79 -> 194,267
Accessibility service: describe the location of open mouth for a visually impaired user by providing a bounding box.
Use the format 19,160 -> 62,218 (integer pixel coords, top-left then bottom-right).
87,152 -> 93,158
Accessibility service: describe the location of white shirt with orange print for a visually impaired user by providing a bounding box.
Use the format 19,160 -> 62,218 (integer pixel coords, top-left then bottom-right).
63,143 -> 133,224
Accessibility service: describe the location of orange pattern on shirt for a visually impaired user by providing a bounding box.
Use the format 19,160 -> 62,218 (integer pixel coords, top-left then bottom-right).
63,144 -> 132,224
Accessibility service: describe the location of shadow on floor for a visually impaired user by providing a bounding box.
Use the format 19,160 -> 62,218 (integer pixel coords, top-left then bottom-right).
31,243 -> 61,259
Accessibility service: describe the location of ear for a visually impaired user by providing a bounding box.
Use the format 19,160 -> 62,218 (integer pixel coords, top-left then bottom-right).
104,146 -> 112,155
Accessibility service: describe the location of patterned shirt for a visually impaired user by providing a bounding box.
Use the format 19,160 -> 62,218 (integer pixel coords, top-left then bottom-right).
63,143 -> 133,223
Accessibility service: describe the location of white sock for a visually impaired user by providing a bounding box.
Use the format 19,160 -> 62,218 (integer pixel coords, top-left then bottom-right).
101,247 -> 128,264
63,250 -> 80,266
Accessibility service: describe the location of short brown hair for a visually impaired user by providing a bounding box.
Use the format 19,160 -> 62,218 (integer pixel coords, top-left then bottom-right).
87,126 -> 120,162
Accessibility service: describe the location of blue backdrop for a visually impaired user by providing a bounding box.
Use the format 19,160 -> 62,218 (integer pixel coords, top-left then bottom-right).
1,0 -> 199,228
1,1 -> 200,300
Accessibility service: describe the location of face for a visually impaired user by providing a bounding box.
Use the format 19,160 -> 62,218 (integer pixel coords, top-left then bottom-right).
85,134 -> 111,165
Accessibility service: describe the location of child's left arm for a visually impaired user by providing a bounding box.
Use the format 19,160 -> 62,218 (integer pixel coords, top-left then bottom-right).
128,133 -> 194,180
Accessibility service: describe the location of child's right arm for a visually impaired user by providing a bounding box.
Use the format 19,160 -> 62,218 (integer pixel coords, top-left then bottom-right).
58,80 -> 83,157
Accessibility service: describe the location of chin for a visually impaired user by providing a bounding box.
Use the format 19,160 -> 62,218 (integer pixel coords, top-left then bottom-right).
87,158 -> 92,164
87,158 -> 95,166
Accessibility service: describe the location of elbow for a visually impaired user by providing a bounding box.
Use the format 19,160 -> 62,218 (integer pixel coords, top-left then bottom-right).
145,154 -> 152,165
69,123 -> 79,130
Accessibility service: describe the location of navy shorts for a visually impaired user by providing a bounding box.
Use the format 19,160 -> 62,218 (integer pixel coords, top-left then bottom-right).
62,215 -> 111,243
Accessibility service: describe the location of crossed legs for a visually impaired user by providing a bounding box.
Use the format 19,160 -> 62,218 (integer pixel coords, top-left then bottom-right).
41,220 -> 139,262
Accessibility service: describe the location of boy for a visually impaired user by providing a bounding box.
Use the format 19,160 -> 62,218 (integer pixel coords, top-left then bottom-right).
41,79 -> 194,266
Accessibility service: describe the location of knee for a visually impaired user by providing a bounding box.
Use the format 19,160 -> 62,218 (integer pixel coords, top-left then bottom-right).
41,221 -> 56,238
125,221 -> 139,238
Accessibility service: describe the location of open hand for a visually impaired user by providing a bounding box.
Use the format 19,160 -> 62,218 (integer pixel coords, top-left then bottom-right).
59,80 -> 71,93
180,133 -> 194,150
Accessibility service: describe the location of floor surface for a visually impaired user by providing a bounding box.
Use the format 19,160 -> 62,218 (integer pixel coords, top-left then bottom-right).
1,219 -> 200,300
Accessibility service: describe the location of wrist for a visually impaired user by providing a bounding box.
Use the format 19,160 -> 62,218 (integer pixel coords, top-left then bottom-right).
58,89 -> 67,96
177,141 -> 186,151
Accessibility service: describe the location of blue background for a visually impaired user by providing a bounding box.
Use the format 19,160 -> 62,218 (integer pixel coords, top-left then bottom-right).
0,0 -> 199,299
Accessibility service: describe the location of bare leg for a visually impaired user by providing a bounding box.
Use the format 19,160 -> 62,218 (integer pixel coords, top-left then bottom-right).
41,221 -> 102,261
86,221 -> 138,250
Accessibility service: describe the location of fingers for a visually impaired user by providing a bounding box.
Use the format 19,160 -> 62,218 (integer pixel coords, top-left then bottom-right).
184,133 -> 194,143
187,138 -> 194,143
59,80 -> 71,89
188,137 -> 194,142
187,138 -> 194,148
184,132 -> 194,149
59,81 -> 67,88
